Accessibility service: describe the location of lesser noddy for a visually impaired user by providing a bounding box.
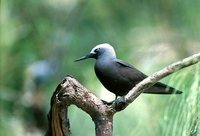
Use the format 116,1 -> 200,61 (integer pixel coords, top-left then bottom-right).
75,43 -> 182,99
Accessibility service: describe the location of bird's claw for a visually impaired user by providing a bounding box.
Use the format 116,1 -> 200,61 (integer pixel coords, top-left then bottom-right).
115,96 -> 126,104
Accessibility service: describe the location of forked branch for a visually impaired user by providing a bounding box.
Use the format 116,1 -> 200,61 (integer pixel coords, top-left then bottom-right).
46,52 -> 200,136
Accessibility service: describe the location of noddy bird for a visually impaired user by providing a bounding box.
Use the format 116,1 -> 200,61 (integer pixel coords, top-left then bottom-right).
75,43 -> 182,100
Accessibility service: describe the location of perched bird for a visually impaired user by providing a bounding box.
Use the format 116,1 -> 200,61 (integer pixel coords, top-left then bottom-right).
75,43 -> 182,100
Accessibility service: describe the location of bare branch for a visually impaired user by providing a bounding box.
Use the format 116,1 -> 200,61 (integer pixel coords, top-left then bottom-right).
46,76 -> 114,136
46,52 -> 200,135
115,52 -> 200,110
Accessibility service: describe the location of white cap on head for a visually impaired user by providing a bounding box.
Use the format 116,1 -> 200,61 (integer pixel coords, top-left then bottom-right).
90,43 -> 116,58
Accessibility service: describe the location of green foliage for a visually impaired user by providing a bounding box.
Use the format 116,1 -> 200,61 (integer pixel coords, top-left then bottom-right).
0,0 -> 200,135
162,65 -> 200,136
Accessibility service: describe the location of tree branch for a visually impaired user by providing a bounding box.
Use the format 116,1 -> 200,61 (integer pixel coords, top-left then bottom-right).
46,76 -> 114,136
113,52 -> 200,111
46,52 -> 200,136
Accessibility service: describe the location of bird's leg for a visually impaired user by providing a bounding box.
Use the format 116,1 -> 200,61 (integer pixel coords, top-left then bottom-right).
115,95 -> 118,100
101,95 -> 126,106
121,96 -> 126,103
115,96 -> 126,104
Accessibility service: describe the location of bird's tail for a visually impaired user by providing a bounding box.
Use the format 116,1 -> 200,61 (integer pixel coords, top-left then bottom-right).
143,82 -> 182,94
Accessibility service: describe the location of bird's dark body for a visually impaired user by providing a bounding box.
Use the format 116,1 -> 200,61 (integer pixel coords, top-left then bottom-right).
95,58 -> 180,97
75,43 -> 182,97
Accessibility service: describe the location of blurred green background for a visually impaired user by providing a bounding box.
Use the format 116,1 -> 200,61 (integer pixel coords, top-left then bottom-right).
1,0 -> 200,136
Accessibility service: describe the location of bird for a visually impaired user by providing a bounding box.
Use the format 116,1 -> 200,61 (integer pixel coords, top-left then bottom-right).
75,43 -> 182,100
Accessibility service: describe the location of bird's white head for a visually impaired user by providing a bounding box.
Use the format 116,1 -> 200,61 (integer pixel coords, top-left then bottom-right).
90,43 -> 116,59
75,43 -> 116,62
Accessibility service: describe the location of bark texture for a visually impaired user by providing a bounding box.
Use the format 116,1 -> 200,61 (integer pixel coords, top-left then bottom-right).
46,52 -> 200,136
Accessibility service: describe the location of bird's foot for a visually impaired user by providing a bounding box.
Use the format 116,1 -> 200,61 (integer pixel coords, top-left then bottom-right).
101,96 -> 127,108
115,96 -> 126,104
113,96 -> 127,111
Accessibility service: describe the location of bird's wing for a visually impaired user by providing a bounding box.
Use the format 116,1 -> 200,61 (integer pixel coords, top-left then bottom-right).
116,59 -> 182,94
116,59 -> 134,69
116,59 -> 147,84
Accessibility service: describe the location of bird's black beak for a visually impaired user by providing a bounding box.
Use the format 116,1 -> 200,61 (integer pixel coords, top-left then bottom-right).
74,53 -> 96,62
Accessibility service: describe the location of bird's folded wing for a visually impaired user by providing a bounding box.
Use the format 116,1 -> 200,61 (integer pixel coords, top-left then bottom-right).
116,59 -> 147,84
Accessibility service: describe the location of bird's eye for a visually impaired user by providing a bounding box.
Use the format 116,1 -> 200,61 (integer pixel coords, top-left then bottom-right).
94,48 -> 100,52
